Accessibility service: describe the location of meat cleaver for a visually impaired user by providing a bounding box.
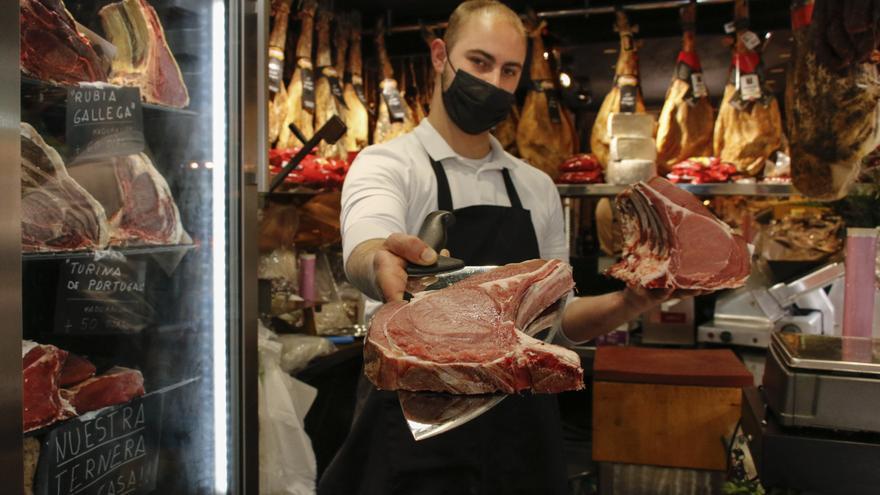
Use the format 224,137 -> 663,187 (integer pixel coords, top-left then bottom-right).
397,211 -> 567,440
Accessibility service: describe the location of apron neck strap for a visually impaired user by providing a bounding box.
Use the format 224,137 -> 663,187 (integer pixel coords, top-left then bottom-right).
429,157 -> 523,210
500,168 -> 523,209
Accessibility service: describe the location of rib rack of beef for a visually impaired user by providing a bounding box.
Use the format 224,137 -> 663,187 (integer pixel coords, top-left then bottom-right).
20,0 -> 107,84
99,0 -> 190,108
365,259 -> 584,395
608,177 -> 750,290
21,123 -> 110,252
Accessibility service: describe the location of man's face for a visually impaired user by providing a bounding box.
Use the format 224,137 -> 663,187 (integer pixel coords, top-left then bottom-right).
435,14 -> 527,94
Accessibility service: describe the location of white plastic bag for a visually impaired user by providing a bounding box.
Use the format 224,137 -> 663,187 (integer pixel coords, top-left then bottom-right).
259,323 -> 318,495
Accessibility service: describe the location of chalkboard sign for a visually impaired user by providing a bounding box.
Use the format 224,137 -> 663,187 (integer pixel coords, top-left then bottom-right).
36,392 -> 161,495
66,85 -> 145,163
34,379 -> 197,495
54,256 -> 153,335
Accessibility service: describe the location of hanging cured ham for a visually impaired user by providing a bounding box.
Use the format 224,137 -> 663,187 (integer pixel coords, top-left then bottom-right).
268,0 -> 295,145
786,0 -> 880,199
590,10 -> 647,170
373,19 -> 415,144
277,0 -> 317,150
314,10 -> 347,160
712,0 -> 783,177
494,105 -> 521,154
408,60 -> 427,124
342,12 -> 369,153
655,3 -> 714,175
517,14 -> 577,179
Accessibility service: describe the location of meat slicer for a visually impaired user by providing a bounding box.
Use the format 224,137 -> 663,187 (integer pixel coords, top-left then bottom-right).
698,259 -> 844,348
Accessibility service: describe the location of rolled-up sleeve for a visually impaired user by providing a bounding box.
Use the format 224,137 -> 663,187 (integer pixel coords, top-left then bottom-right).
341,145 -> 412,266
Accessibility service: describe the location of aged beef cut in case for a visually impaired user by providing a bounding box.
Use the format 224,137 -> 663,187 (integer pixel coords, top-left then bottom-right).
61,366 -> 145,414
20,0 -> 107,84
99,0 -> 190,108
21,123 -> 111,252
365,259 -> 583,395
608,177 -> 750,290
22,341 -> 76,432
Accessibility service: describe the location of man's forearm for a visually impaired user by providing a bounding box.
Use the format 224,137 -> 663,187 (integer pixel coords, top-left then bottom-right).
560,289 -> 655,343
345,238 -> 385,301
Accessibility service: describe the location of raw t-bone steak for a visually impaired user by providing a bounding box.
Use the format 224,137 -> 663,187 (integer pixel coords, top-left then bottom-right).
609,177 -> 750,290
365,259 -> 584,395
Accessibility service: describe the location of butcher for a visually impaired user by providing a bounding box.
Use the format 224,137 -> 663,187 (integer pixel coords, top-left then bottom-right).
319,2 -> 695,494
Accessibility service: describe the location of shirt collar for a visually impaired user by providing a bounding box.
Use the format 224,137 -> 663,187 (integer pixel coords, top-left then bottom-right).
414,119 -> 514,171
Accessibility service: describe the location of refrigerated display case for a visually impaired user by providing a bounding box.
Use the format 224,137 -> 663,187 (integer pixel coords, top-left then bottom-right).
2,0 -> 264,493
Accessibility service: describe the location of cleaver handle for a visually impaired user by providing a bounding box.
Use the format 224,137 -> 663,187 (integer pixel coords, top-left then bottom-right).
406,211 -> 465,277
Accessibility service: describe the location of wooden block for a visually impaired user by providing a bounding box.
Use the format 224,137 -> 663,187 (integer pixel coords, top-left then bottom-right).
593,381 -> 741,471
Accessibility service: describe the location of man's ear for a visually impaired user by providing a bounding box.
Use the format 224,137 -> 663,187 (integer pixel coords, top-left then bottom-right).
430,38 -> 448,75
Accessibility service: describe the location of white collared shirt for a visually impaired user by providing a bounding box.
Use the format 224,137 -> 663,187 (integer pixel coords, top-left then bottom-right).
341,119 -> 568,267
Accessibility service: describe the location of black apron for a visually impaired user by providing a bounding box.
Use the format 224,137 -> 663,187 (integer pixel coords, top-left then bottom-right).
318,156 -> 568,495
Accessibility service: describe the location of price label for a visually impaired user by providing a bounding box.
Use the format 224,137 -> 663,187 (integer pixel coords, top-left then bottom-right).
381,80 -> 407,121
619,84 -> 638,113
54,257 -> 153,335
741,30 -> 761,51
66,85 -> 144,163
738,73 -> 762,101
724,21 -> 736,34
268,48 -> 284,94
323,68 -> 347,109
691,72 -> 708,98
301,66 -> 316,111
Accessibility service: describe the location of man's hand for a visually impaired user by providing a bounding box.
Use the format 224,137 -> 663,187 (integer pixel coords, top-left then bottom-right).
346,234 -> 448,302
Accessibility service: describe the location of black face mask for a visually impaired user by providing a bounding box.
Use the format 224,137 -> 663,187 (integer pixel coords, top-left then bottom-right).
441,56 -> 515,135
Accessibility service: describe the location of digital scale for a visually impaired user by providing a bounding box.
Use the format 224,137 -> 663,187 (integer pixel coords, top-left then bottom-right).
741,332 -> 880,494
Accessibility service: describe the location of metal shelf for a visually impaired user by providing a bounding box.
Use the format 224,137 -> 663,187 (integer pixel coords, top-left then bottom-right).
22,243 -> 197,262
557,182 -> 798,197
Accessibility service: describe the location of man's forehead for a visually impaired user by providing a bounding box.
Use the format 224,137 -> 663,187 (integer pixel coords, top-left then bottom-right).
450,14 -> 526,61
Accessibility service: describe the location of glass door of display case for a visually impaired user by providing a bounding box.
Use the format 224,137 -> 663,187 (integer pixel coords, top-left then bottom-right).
1,0 -> 262,493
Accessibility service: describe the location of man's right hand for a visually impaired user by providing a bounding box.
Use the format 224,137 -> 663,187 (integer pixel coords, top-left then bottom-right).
347,234 -> 440,302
